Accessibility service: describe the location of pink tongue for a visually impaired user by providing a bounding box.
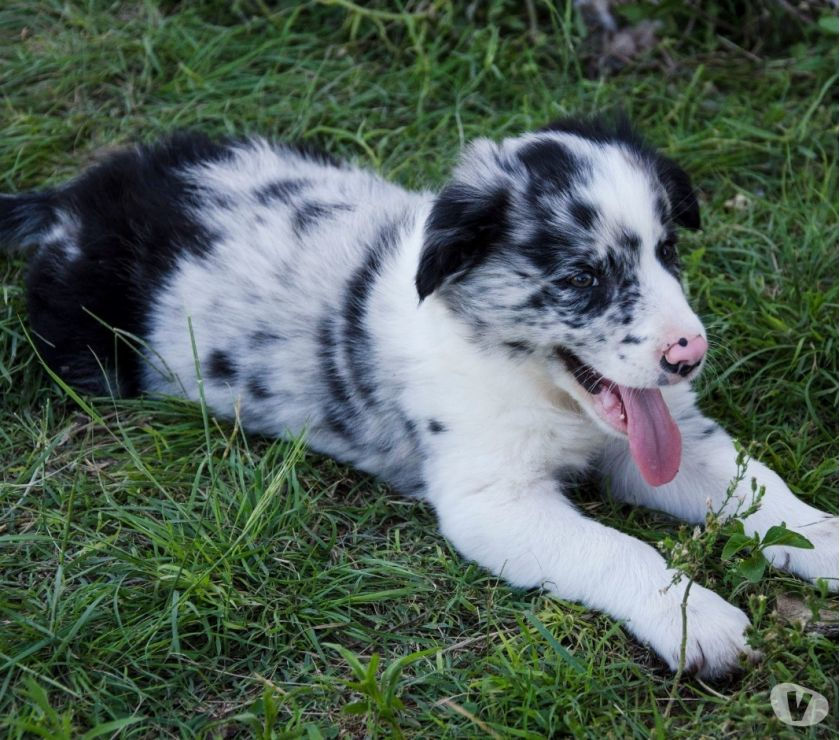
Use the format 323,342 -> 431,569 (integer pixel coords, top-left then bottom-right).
617,385 -> 682,486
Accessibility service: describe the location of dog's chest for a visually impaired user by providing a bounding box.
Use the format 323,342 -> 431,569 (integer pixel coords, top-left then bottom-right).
403,338 -> 608,485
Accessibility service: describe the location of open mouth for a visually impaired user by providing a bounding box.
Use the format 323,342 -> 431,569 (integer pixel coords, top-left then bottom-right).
555,347 -> 682,487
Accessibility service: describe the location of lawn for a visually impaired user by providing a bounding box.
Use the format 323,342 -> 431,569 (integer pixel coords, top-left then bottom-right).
0,1 -> 837,737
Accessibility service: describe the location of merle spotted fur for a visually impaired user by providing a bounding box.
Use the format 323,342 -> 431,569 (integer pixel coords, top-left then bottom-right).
2,116 -> 836,678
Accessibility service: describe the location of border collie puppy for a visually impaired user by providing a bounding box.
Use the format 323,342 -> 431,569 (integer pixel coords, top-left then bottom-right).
1,118 -> 836,676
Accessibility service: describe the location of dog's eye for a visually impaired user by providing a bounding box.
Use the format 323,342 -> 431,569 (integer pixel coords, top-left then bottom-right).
568,272 -> 597,288
658,239 -> 678,264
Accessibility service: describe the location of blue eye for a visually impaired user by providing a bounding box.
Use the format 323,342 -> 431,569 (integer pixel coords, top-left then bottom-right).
569,272 -> 597,288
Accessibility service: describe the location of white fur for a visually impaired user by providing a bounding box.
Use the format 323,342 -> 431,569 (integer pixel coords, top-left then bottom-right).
37,131 -> 836,677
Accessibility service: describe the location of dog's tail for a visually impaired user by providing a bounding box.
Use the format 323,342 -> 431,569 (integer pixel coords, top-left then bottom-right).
0,190 -> 60,252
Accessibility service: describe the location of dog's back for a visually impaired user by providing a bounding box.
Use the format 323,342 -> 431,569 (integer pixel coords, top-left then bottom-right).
1,134 -> 432,491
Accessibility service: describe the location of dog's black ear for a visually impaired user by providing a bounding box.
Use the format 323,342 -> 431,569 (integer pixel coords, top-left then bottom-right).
655,155 -> 701,230
415,184 -> 509,301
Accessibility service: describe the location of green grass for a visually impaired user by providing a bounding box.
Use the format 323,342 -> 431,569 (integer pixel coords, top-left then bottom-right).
0,1 -> 837,736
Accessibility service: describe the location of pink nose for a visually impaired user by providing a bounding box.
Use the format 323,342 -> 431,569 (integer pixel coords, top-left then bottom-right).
663,335 -> 708,367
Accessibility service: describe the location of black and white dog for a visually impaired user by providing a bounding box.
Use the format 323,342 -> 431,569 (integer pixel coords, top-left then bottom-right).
1,118 -> 836,676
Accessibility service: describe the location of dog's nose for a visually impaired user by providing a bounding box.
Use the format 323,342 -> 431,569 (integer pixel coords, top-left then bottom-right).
661,335 -> 707,376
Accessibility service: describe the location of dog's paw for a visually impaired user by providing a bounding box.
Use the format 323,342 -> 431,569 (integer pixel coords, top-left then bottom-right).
764,515 -> 839,592
635,581 -> 758,678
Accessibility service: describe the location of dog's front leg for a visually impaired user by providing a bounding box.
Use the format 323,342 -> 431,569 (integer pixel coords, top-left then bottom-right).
599,400 -> 838,591
426,472 -> 756,677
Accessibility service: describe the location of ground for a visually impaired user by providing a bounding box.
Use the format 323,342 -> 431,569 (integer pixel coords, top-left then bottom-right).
0,1 -> 837,737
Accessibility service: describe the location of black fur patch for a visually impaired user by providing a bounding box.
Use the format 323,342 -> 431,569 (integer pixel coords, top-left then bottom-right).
293,201 -> 352,237
255,178 -> 308,205
428,419 -> 446,433
520,227 -> 578,275
211,193 -> 235,209
504,341 -> 534,356
582,286 -> 614,321
621,334 -> 643,344
517,139 -> 581,192
655,156 -> 701,230
207,349 -> 236,381
247,375 -> 271,399
293,201 -> 332,236
620,231 -> 641,250
19,131 -> 233,394
318,211 -> 418,456
568,199 -> 597,230
342,217 -> 405,404
416,185 -> 510,300
250,328 -> 281,347
318,316 -> 356,440
613,284 -> 641,325
654,195 -> 669,222
0,191 -> 58,246
526,291 -> 547,310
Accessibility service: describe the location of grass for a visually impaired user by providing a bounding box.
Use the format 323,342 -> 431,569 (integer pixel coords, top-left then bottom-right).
0,1 -> 837,736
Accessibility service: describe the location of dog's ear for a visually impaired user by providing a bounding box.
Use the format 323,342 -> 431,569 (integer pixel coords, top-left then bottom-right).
655,155 -> 701,230
415,183 -> 510,301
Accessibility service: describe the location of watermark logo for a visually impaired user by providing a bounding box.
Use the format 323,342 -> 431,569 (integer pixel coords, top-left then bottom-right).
770,683 -> 829,727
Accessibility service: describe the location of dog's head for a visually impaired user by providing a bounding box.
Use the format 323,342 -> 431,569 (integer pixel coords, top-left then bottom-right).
416,117 -> 705,486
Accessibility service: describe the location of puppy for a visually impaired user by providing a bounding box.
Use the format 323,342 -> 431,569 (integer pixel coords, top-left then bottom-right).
1,118 -> 836,676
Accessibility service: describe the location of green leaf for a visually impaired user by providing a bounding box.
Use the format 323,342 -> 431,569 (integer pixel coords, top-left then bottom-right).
723,518 -> 745,536
23,678 -> 53,717
382,647 -> 438,699
762,312 -> 788,332
79,717 -> 146,740
366,652 -> 380,683
739,551 -> 767,583
326,643 -> 367,681
761,525 -> 814,550
685,247 -> 706,271
817,14 -> 839,34
722,533 -> 754,560
525,612 -> 584,673
342,701 -> 370,715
